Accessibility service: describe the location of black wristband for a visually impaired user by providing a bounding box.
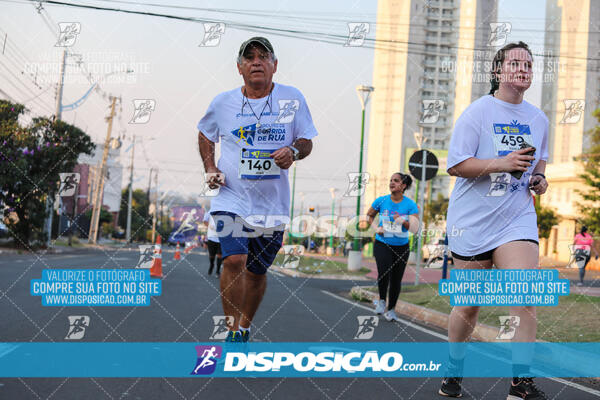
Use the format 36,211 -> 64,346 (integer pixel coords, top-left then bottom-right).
533,173 -> 546,179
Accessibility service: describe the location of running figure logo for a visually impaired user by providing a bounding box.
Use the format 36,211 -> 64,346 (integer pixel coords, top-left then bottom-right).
191,345 -> 222,375
209,316 -> 234,340
275,100 -> 299,123
58,173 -> 80,197
345,22 -> 370,47
199,23 -> 225,47
231,125 -> 257,146
420,100 -> 445,123
65,316 -> 90,340
344,172 -> 370,197
496,316 -> 520,340
354,316 -> 379,339
55,22 -> 81,47
136,245 -> 154,269
173,209 -> 200,236
488,22 -> 512,46
129,99 -> 156,124
280,245 -> 305,269
560,99 -> 585,124
487,172 -> 511,197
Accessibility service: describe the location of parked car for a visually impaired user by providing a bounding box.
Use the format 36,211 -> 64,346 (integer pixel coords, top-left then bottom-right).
0,221 -> 8,238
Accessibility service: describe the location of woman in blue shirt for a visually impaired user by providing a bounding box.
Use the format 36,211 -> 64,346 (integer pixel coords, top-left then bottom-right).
366,172 -> 419,322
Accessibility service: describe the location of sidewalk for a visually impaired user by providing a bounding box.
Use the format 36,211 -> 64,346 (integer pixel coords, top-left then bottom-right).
302,253 -> 600,296
302,252 -> 443,284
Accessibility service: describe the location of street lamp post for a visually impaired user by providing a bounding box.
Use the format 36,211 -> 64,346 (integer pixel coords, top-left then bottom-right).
348,85 -> 374,271
329,188 -> 336,252
288,164 -> 297,244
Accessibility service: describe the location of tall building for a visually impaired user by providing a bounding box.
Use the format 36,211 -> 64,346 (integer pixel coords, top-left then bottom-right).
365,0 -> 497,209
541,0 -> 600,262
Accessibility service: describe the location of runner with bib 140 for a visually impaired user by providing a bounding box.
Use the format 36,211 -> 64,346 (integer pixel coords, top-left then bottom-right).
439,41 -> 550,399
197,37 -> 318,343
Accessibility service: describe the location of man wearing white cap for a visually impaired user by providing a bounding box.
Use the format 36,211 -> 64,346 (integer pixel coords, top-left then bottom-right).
197,37 -> 318,342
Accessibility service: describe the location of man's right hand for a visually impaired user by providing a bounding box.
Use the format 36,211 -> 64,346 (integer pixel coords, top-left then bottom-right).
205,167 -> 225,189
499,147 -> 535,173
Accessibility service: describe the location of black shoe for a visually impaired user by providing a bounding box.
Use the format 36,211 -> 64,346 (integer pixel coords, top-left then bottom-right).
439,377 -> 462,397
507,377 -> 548,400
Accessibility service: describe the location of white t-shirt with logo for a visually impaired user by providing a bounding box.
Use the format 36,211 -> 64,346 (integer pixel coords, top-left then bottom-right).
446,95 -> 549,256
197,83 -> 318,228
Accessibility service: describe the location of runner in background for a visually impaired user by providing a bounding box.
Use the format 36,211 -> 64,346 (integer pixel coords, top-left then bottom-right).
203,211 -> 222,277
573,226 -> 597,286
365,172 -> 418,322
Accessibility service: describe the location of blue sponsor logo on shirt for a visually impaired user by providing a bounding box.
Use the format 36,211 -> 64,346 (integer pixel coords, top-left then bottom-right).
231,123 -> 287,146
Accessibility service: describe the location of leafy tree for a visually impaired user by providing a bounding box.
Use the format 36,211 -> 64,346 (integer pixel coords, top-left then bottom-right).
84,208 -> 113,225
536,204 -> 558,239
0,100 -> 94,247
118,188 -> 151,242
424,192 -> 449,227
575,108 -> 600,235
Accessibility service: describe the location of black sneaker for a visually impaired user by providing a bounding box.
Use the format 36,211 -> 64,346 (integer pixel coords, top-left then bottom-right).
507,377 -> 548,400
439,377 -> 462,397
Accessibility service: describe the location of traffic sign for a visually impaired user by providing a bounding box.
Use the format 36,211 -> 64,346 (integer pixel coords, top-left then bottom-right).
408,150 -> 439,181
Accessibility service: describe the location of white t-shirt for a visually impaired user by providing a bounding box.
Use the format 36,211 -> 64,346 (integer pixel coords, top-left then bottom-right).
203,211 -> 219,243
446,95 -> 549,256
197,83 -> 318,228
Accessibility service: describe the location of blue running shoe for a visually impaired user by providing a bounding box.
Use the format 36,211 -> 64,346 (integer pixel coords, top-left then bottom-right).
240,330 -> 250,343
225,330 -> 242,343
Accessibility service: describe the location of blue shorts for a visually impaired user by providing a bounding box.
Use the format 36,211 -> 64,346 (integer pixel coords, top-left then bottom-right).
210,211 -> 284,275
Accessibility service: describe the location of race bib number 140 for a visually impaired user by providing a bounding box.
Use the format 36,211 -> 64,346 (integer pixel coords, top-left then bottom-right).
239,148 -> 281,180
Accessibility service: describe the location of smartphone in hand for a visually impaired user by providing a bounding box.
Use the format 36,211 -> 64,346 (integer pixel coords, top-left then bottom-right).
511,141 -> 536,180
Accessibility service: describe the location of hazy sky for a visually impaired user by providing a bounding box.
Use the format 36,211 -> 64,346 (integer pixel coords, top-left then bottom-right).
1,0 -> 545,215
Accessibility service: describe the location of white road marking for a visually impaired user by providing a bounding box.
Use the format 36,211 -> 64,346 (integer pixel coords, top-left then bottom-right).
321,290 -> 447,340
322,290 -> 600,397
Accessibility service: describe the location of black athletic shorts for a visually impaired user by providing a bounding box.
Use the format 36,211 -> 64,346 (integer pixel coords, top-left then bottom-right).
206,240 -> 221,256
451,239 -> 539,262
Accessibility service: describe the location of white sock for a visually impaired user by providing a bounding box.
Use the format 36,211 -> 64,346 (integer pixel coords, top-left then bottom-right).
239,325 -> 250,333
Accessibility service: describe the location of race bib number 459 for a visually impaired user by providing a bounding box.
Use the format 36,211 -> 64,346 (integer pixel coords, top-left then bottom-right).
239,148 -> 281,180
493,122 -> 532,157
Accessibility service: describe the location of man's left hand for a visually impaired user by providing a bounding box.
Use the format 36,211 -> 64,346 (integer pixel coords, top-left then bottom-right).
272,146 -> 294,169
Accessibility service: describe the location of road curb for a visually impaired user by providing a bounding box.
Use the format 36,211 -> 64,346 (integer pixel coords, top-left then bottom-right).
350,286 -> 600,380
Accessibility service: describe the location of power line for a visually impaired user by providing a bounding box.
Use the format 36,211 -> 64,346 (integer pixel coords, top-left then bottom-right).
15,0 -> 600,62
47,0 -> 600,35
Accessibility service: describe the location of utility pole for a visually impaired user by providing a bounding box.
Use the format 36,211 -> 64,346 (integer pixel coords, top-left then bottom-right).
151,170 -> 158,243
45,49 -> 67,246
126,136 -> 135,243
88,96 -> 118,244
67,181 -> 79,246
288,164 -> 297,243
147,167 -> 153,208
55,50 -> 66,120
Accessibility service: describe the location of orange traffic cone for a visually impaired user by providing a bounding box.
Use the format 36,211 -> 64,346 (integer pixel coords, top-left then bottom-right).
184,241 -> 191,255
150,235 -> 163,279
174,241 -> 181,260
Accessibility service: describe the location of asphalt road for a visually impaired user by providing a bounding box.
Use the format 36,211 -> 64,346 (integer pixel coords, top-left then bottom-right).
1,248 -> 599,399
